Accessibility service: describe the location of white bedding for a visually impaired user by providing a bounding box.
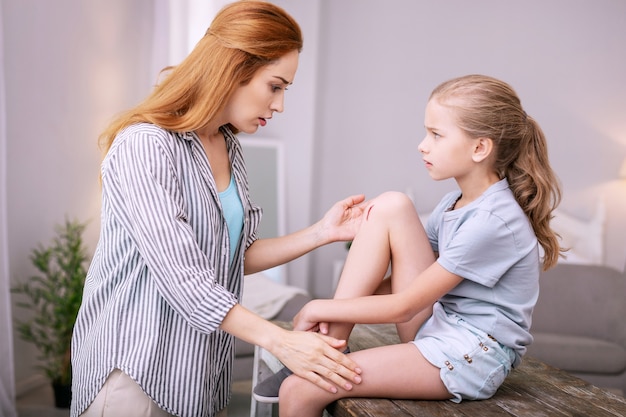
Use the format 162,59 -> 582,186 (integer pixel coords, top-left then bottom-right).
551,199 -> 605,266
241,272 -> 307,319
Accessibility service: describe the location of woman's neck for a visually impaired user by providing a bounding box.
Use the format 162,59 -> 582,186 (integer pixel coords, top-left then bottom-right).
195,124 -> 223,143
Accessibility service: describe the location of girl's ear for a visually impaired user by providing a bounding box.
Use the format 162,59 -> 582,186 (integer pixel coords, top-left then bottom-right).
472,137 -> 494,163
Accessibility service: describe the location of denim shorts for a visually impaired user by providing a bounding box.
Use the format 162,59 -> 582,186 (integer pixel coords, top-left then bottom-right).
412,303 -> 516,402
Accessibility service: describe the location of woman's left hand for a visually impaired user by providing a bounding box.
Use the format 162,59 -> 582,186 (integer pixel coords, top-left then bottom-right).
318,194 -> 367,243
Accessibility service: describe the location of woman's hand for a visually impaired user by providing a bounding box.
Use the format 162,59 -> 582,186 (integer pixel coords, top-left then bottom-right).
242,194 -> 367,275
271,328 -> 362,394
221,304 -> 361,394
317,194 -> 367,243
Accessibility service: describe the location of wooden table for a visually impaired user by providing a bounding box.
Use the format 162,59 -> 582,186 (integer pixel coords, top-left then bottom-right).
326,323 -> 626,417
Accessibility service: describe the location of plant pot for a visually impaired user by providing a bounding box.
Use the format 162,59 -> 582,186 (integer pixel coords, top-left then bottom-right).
52,379 -> 72,408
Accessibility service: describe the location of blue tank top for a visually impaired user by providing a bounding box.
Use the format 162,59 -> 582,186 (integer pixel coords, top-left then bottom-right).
218,175 -> 244,265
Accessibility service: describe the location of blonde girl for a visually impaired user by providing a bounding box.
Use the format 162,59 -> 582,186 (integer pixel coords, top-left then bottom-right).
269,74 -> 562,416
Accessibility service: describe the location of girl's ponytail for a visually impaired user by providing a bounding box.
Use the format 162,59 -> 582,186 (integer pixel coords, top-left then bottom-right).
507,116 -> 562,269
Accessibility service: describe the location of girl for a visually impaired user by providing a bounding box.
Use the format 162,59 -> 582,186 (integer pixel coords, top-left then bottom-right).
70,2 -> 364,417
270,74 -> 562,416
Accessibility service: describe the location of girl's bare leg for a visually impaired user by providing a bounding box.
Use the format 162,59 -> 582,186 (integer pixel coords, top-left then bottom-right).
278,343 -> 451,417
328,191 -> 436,343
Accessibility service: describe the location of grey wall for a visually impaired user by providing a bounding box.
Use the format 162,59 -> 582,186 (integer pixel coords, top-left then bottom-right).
3,0 -> 626,391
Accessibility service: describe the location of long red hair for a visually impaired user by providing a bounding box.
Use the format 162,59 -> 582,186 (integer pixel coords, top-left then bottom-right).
99,0 -> 302,154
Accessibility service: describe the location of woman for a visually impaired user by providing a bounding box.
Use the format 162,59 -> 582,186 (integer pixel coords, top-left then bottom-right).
70,2 -> 363,416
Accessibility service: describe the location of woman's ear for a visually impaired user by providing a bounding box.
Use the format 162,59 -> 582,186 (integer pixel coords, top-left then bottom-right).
472,137 -> 494,163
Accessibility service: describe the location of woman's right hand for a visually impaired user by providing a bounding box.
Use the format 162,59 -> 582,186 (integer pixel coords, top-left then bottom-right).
269,328 -> 362,394
220,304 -> 361,394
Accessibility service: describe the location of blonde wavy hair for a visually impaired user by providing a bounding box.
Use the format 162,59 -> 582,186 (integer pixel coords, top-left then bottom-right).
430,74 -> 563,270
99,0 -> 303,154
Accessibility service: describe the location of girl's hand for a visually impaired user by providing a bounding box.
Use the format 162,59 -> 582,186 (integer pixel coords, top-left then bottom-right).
292,300 -> 337,337
292,299 -> 323,332
317,194 -> 367,243
272,328 -> 362,394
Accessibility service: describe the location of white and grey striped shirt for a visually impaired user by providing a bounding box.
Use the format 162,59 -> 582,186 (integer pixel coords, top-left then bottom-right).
71,123 -> 262,417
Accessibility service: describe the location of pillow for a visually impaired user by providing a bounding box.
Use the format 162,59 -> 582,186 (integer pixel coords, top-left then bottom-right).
551,200 -> 605,265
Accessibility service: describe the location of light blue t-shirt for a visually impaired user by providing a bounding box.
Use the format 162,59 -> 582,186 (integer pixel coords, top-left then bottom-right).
424,178 -> 540,366
218,175 -> 244,265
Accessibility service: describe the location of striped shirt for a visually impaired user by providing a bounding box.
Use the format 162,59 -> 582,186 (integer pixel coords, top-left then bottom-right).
71,123 -> 262,417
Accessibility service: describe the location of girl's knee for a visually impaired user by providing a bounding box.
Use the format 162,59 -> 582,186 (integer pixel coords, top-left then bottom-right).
278,374 -> 300,403
279,376 -> 322,416
367,191 -> 414,218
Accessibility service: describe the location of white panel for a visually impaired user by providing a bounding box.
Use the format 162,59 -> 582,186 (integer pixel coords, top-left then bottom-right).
0,5 -> 17,414
240,138 -> 286,284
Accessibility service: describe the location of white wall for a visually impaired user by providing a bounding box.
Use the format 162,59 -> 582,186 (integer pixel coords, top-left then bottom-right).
3,0 -> 155,391
257,0 -> 322,290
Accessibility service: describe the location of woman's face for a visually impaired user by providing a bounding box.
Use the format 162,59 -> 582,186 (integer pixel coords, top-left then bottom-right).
225,49 -> 299,134
418,98 -> 478,182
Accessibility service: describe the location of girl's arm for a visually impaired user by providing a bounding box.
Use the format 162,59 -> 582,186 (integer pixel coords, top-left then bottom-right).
294,262 -> 462,330
243,194 -> 366,274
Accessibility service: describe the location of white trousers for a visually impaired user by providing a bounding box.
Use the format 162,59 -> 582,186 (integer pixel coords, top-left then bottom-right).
81,369 -> 228,417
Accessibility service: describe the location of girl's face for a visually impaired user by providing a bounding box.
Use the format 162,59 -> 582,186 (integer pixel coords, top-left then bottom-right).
224,49 -> 299,134
419,98 -> 478,182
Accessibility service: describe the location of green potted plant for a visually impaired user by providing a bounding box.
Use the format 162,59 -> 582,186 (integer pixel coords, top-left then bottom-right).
12,218 -> 89,408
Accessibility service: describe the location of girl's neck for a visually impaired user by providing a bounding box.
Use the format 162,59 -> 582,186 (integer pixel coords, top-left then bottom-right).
455,173 -> 501,209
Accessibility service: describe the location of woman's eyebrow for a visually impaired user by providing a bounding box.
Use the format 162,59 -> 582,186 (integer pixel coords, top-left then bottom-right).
273,76 -> 292,85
